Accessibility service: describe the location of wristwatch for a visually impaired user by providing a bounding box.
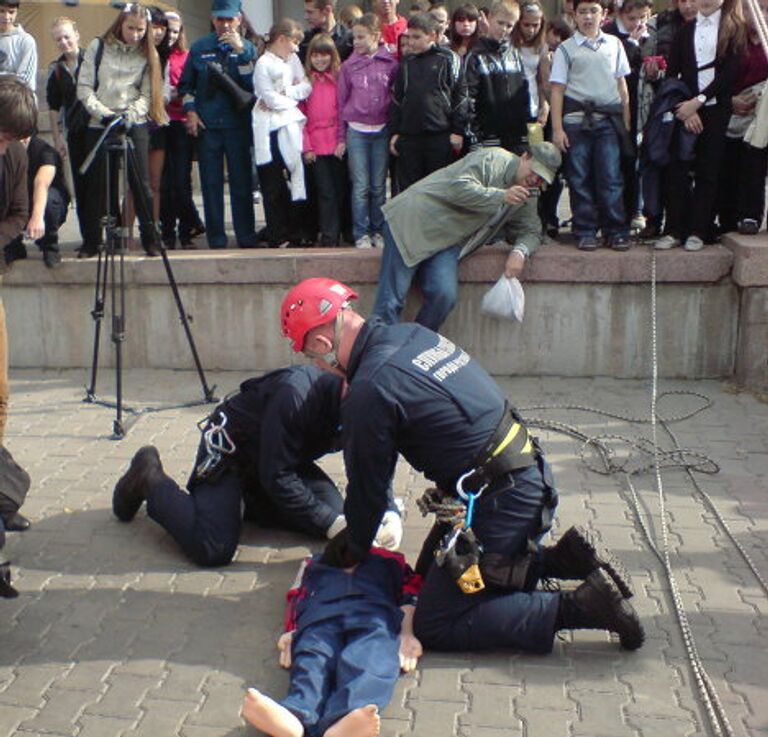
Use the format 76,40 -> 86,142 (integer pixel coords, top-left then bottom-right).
696,93 -> 707,104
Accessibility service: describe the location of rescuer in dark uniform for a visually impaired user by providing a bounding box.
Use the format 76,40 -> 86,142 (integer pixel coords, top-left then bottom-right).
111,366 -> 348,567
279,277 -> 645,653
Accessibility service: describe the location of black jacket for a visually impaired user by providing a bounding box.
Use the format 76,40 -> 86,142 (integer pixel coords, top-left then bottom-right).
667,20 -> 739,110
463,36 -> 530,150
655,10 -> 688,61
218,365 -> 343,533
389,44 -> 468,136
603,20 -> 644,133
298,23 -> 353,64
341,319 -> 507,553
45,50 -> 86,129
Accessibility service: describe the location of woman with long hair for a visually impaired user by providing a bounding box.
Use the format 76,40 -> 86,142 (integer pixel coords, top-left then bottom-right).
449,3 -> 480,59
77,2 -> 168,257
159,9 -> 204,248
146,6 -> 170,225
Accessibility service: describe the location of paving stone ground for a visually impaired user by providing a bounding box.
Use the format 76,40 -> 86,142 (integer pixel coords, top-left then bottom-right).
0,369 -> 766,737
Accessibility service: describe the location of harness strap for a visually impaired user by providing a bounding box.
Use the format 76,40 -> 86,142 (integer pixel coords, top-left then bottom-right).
460,403 -> 537,493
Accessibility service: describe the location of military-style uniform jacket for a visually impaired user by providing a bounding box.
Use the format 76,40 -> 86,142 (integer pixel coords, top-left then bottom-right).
179,32 -> 255,129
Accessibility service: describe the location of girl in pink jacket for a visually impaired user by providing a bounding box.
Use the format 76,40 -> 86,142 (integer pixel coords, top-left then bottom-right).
301,34 -> 345,248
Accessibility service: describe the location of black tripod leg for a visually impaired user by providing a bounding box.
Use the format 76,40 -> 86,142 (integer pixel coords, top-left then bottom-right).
125,140 -> 217,403
85,248 -> 107,402
112,141 -> 132,438
157,247 -> 217,402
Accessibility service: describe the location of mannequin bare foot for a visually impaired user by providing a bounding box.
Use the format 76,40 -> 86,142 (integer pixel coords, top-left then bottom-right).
241,688 -> 303,737
323,705 -> 380,737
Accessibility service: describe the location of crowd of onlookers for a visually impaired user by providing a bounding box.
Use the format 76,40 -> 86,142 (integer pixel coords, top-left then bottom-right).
0,0 -> 767,265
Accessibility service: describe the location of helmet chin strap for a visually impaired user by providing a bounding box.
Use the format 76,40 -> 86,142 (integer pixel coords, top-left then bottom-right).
303,310 -> 346,372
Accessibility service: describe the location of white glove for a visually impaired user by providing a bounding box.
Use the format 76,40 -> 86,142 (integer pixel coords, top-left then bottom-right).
374,510 -> 403,551
326,515 -> 347,540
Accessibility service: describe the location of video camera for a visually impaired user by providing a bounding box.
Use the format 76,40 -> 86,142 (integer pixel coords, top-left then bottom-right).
206,61 -> 256,112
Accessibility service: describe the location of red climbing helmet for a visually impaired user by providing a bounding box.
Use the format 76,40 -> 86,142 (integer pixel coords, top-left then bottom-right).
280,277 -> 359,352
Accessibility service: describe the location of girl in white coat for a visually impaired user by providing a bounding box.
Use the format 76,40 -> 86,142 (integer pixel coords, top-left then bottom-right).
252,18 -> 311,247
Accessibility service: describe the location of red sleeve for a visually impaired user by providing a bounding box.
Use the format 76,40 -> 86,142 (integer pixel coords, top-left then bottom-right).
284,587 -> 303,632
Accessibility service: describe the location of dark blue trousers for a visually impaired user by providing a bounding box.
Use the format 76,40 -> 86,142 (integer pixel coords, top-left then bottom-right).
283,605 -> 400,737
413,461 -> 561,653
197,125 -> 256,248
146,442 -> 343,567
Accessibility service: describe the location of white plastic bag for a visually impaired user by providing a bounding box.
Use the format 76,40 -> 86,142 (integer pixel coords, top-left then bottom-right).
480,276 -> 525,322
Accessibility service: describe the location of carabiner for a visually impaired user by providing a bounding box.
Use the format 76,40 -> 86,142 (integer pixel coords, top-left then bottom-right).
455,469 -> 487,502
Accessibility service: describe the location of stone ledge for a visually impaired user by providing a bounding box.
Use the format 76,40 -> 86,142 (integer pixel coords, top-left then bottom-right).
2,241 -> 734,287
722,232 -> 768,287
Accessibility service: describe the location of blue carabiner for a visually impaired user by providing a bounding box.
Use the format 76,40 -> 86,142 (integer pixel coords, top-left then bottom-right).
465,492 -> 478,530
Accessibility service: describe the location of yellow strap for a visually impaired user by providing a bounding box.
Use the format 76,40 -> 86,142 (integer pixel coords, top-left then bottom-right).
491,422 -> 522,457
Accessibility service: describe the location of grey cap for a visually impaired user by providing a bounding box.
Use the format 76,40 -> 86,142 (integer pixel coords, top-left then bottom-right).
529,142 -> 561,185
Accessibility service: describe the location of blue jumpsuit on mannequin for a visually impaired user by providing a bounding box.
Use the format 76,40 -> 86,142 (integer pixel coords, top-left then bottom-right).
281,551 -> 418,737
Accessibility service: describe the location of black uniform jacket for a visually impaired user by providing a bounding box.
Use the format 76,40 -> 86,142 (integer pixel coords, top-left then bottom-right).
221,365 -> 343,532
341,319 -> 506,552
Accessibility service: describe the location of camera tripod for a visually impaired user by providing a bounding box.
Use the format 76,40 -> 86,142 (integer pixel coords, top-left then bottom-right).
80,117 -> 217,438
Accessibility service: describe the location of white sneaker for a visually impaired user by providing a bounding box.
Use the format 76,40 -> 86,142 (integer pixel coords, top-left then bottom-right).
252,191 -> 261,204
355,235 -> 373,249
654,235 -> 680,250
371,232 -> 385,249
683,235 -> 704,251
630,214 -> 646,232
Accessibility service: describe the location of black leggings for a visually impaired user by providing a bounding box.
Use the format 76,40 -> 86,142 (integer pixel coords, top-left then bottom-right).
81,124 -> 155,249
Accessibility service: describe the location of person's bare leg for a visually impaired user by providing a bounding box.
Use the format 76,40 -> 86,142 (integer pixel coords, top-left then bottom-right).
241,688 -> 304,737
323,705 -> 380,737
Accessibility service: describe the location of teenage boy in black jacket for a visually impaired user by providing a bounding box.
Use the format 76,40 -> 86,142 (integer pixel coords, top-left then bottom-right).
389,13 -> 468,191
464,0 -> 530,153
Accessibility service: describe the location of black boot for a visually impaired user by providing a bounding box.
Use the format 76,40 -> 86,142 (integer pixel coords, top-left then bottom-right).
541,526 -> 634,598
2,512 -> 31,531
0,561 -> 18,599
112,446 -> 167,522
556,569 -> 644,650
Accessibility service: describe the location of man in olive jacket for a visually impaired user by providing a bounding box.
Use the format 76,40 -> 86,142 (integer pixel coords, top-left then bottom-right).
372,143 -> 560,331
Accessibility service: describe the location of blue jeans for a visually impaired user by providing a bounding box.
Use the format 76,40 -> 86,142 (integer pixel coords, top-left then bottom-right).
346,127 -> 389,240
564,118 -> 626,238
371,223 -> 461,332
413,460 -> 561,654
197,126 -> 256,247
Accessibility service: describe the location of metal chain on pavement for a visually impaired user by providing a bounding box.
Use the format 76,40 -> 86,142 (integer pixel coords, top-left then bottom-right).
518,251 -> 766,737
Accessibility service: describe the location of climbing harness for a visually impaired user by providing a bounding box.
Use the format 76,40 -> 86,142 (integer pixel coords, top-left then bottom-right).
194,408 -> 236,480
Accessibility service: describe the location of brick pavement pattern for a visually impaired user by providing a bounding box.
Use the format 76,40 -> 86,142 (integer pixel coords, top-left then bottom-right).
0,370 -> 766,737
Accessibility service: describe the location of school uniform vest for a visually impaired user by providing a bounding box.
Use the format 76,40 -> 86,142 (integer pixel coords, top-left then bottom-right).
558,34 -> 624,108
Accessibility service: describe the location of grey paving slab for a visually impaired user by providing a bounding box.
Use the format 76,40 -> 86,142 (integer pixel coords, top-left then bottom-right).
0,370 -> 766,737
